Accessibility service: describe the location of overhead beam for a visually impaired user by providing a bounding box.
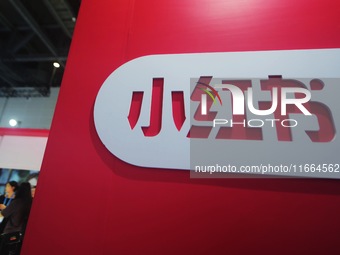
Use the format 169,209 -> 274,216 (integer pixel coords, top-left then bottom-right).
8,0 -> 65,67
60,0 -> 76,18
0,60 -> 25,83
0,86 -> 50,97
10,32 -> 35,53
0,11 -> 13,31
43,0 -> 72,39
2,55 -> 68,62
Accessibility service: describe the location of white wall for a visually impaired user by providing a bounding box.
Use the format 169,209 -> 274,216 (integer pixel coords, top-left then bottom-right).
0,135 -> 47,170
0,88 -> 59,170
0,87 -> 59,129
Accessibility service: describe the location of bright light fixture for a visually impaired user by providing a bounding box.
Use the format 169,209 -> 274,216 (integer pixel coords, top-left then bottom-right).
9,119 -> 18,127
53,62 -> 60,68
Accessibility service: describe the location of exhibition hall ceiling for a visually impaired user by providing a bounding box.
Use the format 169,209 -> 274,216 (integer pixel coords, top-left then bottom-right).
0,0 -> 81,97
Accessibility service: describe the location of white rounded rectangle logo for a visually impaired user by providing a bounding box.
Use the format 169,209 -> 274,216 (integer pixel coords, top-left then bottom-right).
94,49 -> 340,178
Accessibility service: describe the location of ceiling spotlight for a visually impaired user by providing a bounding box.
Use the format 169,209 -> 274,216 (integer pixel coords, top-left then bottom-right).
9,119 -> 18,127
72,17 -> 76,22
53,62 -> 60,68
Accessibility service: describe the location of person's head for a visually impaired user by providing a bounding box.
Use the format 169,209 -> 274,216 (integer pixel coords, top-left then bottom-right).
5,181 -> 18,195
15,182 -> 32,201
27,173 -> 39,198
31,186 -> 36,198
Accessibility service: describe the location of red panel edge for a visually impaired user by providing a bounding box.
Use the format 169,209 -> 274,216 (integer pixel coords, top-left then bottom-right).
0,128 -> 50,137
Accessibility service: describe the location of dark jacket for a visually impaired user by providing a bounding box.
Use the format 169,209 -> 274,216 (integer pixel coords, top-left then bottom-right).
1,198 -> 32,234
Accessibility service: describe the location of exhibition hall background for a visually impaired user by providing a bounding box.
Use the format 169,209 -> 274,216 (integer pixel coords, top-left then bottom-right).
20,0 -> 340,254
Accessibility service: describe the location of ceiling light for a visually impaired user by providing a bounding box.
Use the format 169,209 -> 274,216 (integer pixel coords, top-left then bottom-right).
53,62 -> 60,68
72,17 -> 76,22
9,119 -> 18,127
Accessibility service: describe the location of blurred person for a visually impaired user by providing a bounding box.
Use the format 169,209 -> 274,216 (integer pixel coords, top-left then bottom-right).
0,181 -> 18,208
0,181 -> 19,234
0,182 -> 32,234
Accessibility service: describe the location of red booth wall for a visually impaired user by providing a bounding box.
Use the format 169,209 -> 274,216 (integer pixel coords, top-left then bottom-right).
22,0 -> 340,254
